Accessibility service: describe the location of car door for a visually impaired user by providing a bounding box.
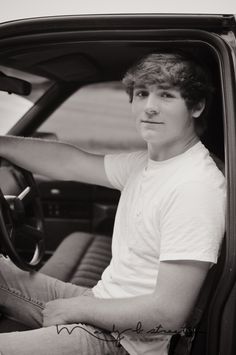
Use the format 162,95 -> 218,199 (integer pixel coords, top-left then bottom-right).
204,26 -> 236,355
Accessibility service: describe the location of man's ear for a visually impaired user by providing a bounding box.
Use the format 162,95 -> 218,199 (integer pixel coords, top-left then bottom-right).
192,99 -> 206,118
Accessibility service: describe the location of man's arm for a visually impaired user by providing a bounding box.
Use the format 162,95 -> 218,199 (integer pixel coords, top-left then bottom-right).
43,260 -> 210,332
0,135 -> 112,188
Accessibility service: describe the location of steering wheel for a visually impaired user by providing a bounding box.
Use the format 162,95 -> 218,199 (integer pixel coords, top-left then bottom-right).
0,164 -> 45,271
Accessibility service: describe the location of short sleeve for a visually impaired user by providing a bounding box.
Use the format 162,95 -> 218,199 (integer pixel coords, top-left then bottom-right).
104,151 -> 146,190
159,181 -> 226,264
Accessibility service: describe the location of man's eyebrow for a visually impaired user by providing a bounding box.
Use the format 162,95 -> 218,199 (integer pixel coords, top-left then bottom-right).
133,85 -> 147,89
158,83 -> 174,90
133,83 -> 176,90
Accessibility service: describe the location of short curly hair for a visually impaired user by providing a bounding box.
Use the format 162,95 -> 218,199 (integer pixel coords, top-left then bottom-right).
122,52 -> 214,135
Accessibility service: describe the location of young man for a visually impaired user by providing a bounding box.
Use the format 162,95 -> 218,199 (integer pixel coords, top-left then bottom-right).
0,53 -> 226,355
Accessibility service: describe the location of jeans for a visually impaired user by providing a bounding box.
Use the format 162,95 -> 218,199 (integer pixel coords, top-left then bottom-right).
0,256 -> 128,355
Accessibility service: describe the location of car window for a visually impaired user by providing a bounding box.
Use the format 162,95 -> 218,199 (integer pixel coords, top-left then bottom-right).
0,92 -> 32,134
0,67 -> 52,134
37,82 -> 145,154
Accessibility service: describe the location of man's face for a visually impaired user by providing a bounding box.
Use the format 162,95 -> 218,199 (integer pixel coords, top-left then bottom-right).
131,83 -> 202,158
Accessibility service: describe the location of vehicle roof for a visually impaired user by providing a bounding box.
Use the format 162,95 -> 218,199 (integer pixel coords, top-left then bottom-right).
1,0 -> 235,23
0,13 -> 233,91
0,14 -> 230,85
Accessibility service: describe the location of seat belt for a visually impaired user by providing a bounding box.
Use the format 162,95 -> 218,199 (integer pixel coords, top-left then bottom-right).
172,239 -> 226,355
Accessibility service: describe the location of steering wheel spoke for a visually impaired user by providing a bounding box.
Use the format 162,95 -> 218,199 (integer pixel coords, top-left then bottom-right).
18,186 -> 32,204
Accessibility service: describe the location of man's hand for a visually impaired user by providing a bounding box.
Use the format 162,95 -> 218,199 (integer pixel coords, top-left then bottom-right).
43,299 -> 70,327
42,297 -> 86,327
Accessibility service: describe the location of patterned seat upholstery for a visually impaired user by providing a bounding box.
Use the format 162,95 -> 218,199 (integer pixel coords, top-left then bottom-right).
41,232 -> 112,287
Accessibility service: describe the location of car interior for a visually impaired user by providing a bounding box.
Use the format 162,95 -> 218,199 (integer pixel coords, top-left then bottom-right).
0,20 -> 229,354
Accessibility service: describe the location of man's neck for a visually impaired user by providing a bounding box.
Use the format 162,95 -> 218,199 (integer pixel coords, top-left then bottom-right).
147,136 -> 199,162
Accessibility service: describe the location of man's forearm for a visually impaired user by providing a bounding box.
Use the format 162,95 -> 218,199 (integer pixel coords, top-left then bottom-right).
43,261 -> 207,332
81,295 -> 161,333
0,135 -> 110,187
57,294 -> 185,335
0,135 -> 81,180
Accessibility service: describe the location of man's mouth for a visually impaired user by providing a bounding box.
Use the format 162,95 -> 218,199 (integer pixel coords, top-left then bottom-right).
141,120 -> 164,124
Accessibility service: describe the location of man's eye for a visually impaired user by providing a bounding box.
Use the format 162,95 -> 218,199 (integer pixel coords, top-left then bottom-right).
134,90 -> 148,98
161,91 -> 174,98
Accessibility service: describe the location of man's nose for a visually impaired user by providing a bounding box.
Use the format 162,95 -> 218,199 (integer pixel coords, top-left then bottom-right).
145,95 -> 160,117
